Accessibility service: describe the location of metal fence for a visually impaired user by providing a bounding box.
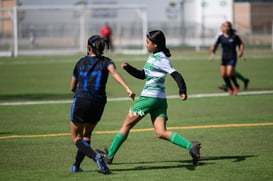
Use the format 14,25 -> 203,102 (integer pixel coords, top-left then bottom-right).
0,4 -> 272,57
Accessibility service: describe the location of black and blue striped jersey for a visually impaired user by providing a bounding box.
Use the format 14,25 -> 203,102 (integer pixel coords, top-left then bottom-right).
72,55 -> 115,103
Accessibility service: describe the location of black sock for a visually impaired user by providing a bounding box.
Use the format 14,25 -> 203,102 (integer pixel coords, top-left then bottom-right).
74,141 -> 90,167
75,139 -> 96,161
223,77 -> 233,90
231,75 -> 239,88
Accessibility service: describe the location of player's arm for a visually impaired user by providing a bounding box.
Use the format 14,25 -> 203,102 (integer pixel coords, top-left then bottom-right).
209,44 -> 217,61
70,76 -> 77,92
121,63 -> 145,80
237,37 -> 245,60
70,62 -> 80,92
209,36 -> 220,61
170,71 -> 187,101
108,64 -> 135,100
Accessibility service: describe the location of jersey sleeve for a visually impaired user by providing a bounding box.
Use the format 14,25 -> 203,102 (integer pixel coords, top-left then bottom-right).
106,58 -> 116,70
72,61 -> 79,79
161,58 -> 176,74
235,35 -> 243,46
215,35 -> 221,46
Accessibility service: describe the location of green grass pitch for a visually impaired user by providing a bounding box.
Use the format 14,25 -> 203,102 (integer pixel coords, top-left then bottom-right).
0,50 -> 273,180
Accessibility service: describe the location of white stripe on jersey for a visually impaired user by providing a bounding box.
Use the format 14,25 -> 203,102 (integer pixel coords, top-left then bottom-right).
141,52 -> 176,98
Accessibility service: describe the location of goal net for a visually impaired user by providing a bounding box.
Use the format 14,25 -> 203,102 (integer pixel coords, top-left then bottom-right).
0,4 -> 147,57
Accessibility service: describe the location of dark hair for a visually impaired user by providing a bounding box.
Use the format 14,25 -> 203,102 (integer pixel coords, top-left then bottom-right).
87,35 -> 105,57
225,21 -> 236,34
147,30 -> 171,57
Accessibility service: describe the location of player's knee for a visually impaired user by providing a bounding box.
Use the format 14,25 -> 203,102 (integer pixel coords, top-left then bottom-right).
83,137 -> 90,142
155,131 -> 166,139
72,137 -> 82,145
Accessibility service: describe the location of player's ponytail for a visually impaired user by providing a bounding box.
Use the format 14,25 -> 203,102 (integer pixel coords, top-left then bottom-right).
88,35 -> 105,57
147,30 -> 171,57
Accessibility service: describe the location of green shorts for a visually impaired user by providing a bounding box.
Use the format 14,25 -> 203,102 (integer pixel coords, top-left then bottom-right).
130,96 -> 168,121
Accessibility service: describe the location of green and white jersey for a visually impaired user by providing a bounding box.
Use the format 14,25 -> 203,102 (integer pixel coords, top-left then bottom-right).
141,51 -> 176,98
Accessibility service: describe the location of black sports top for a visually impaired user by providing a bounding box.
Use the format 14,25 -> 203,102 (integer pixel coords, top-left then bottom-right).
72,55 -> 115,103
215,33 -> 243,61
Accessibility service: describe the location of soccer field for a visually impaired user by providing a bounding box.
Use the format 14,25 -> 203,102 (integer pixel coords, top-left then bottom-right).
0,50 -> 273,180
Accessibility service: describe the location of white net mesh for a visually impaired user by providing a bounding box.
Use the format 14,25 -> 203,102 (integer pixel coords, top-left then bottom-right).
0,5 -> 147,56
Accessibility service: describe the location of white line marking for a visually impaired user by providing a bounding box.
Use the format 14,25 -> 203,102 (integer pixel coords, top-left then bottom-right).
0,90 -> 273,106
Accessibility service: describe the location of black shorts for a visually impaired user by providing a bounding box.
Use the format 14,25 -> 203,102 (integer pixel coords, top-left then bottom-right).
71,97 -> 105,124
221,58 -> 237,66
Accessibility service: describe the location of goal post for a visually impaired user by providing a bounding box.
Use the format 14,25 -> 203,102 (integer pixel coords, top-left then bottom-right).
0,4 -> 148,57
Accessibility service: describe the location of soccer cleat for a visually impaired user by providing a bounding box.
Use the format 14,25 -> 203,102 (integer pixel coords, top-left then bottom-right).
218,85 -> 228,92
233,87 -> 239,95
71,164 -> 83,173
244,79 -> 249,90
95,148 -> 114,164
94,153 -> 111,175
228,89 -> 233,96
104,148 -> 114,164
189,141 -> 201,165
105,156 -> 114,165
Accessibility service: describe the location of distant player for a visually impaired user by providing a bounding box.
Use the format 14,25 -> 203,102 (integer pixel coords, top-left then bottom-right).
70,35 -> 135,174
210,21 -> 246,95
100,22 -> 114,52
212,23 -> 249,92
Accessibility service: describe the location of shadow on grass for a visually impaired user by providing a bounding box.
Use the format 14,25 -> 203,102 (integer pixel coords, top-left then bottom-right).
200,155 -> 257,162
110,155 -> 257,172
0,132 -> 13,135
110,160 -> 205,172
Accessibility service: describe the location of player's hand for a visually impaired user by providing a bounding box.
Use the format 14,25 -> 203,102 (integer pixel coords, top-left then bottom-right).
127,90 -> 136,100
121,62 -> 128,69
209,53 -> 214,61
241,55 -> 246,61
238,51 -> 246,61
180,94 -> 187,101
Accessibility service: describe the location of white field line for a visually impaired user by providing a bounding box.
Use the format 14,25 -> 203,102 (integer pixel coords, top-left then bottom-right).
0,53 -> 272,65
1,90 -> 273,106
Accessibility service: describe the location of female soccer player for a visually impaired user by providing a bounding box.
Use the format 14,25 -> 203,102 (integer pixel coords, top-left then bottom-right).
70,35 -> 135,174
210,21 -> 245,95
103,30 -> 201,166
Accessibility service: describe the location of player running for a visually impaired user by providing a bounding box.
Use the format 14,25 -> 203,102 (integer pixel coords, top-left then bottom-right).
70,35 -> 135,175
212,23 -> 249,92
210,21 -> 246,95
99,30 -> 201,166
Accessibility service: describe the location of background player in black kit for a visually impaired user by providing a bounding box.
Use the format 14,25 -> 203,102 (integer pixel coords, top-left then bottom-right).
70,35 -> 135,175
212,23 -> 249,92
210,21 -> 245,95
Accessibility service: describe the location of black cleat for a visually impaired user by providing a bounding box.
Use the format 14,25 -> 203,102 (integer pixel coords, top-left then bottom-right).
244,79 -> 249,90
218,85 -> 228,92
95,148 -> 114,165
94,153 -> 111,175
189,141 -> 201,165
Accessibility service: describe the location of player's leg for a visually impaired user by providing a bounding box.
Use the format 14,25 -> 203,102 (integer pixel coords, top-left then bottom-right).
227,65 -> 239,95
153,117 -> 192,149
107,113 -> 142,162
73,123 -> 97,170
71,122 -> 97,160
236,71 -> 246,82
71,122 -> 110,174
221,65 -> 233,94
107,97 -> 149,163
70,122 -> 90,172
236,71 -> 249,90
153,117 -> 201,165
